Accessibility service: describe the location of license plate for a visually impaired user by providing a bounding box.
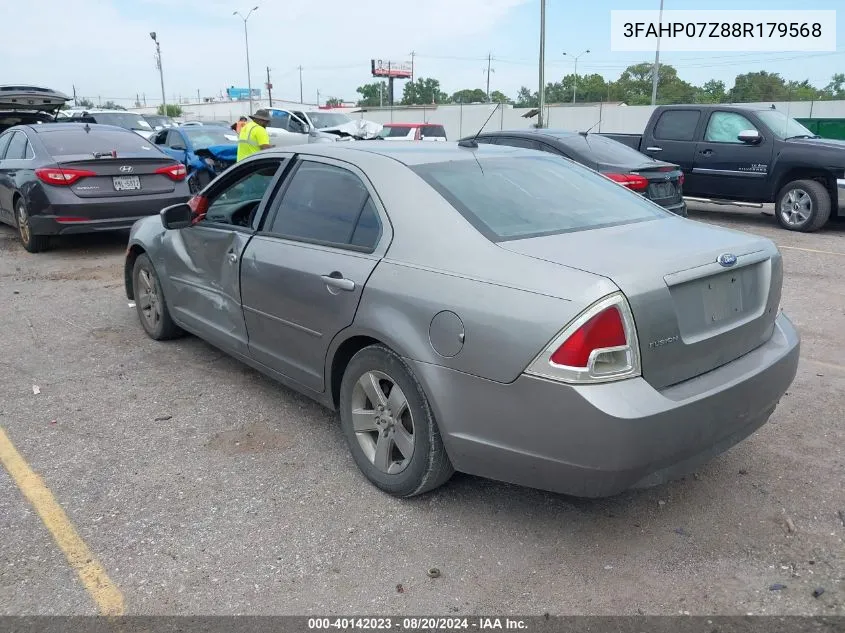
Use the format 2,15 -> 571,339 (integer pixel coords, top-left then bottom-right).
650,182 -> 675,199
702,273 -> 745,324
113,175 -> 141,191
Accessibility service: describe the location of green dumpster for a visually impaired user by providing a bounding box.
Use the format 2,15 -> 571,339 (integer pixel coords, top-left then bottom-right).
795,118 -> 845,140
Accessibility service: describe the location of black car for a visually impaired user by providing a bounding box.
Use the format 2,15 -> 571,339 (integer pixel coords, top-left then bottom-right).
463,129 -> 687,217
0,122 -> 191,252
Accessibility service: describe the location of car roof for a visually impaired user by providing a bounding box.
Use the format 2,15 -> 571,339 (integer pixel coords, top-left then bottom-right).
30,122 -> 146,134
264,140 -> 531,166
476,128 -> 581,139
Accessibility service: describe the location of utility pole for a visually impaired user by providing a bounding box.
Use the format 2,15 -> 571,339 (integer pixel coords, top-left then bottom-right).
538,0 -> 546,128
143,93 -> 147,107
379,82 -> 383,107
409,51 -> 416,83
266,66 -> 273,107
72,85 -> 78,106
197,89 -> 200,103
316,89 -> 320,107
298,66 -> 304,103
234,6 -> 259,115
484,53 -> 495,102
150,32 -> 166,114
651,0 -> 665,105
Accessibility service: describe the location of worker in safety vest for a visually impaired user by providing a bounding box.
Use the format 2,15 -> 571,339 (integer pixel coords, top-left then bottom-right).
237,109 -> 273,162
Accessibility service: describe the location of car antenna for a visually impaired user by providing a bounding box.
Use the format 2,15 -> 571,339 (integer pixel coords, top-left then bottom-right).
458,102 -> 501,148
580,118 -> 602,136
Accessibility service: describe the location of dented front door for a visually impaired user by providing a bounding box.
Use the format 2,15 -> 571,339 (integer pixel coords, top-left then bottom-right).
161,225 -> 252,356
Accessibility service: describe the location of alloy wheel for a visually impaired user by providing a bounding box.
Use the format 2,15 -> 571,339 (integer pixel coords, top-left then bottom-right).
137,267 -> 162,330
16,202 -> 31,245
779,188 -> 812,227
350,370 -> 416,475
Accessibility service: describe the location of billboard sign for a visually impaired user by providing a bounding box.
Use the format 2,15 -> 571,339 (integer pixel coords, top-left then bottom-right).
226,86 -> 262,100
371,59 -> 412,79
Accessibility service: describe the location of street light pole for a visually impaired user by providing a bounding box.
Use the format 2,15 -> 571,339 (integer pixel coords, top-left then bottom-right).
537,0 -> 546,128
149,32 -> 166,114
651,0 -> 665,105
234,6 -> 259,115
563,49 -> 590,103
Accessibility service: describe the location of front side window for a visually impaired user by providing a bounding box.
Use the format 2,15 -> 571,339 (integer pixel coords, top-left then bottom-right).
203,162 -> 281,225
268,161 -> 381,250
412,155 -> 668,242
704,112 -> 758,143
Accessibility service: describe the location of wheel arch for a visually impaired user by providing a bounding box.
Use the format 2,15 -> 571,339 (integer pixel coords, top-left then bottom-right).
124,244 -> 146,300
774,168 -> 838,215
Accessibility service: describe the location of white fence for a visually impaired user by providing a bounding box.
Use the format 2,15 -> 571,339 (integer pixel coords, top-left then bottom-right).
128,98 -> 845,140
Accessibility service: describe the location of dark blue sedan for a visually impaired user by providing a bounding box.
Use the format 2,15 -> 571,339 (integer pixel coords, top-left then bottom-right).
151,126 -> 238,192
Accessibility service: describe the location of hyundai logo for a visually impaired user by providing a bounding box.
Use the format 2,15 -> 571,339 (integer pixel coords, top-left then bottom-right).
717,253 -> 738,267
119,165 -> 134,173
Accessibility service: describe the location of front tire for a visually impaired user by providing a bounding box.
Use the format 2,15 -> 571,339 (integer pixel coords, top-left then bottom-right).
132,253 -> 183,340
15,198 -> 50,253
775,179 -> 831,232
339,345 -> 454,498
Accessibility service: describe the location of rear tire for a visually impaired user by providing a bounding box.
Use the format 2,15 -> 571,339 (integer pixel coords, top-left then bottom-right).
339,345 -> 454,498
775,179 -> 831,232
15,198 -> 50,253
132,253 -> 183,340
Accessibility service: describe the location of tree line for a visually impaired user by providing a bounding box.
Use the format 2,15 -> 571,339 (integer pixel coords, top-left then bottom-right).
353,64 -> 845,108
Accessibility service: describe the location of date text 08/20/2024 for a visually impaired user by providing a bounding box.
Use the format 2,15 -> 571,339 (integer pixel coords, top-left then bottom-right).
306,617 -> 529,630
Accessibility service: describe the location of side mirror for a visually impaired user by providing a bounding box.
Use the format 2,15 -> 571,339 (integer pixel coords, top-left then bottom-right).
160,202 -> 194,230
170,144 -> 187,151
737,129 -> 762,145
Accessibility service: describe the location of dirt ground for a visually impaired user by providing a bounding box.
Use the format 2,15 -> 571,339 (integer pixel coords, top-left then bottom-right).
0,203 -> 843,616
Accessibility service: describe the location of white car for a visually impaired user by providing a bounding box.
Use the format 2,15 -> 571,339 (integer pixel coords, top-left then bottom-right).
265,109 -> 382,145
62,109 -> 156,139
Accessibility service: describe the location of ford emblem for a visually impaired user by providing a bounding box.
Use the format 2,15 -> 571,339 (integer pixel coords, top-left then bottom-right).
717,253 -> 738,267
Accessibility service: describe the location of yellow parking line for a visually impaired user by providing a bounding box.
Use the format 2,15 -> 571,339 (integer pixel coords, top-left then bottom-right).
778,245 -> 845,256
0,426 -> 124,616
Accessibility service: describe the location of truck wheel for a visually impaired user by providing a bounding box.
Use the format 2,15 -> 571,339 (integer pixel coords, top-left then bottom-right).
775,179 -> 831,232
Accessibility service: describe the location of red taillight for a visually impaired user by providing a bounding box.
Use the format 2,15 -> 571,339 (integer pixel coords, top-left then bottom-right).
550,306 -> 626,368
525,293 -> 641,384
155,163 -> 187,181
605,172 -> 649,192
35,167 -> 97,186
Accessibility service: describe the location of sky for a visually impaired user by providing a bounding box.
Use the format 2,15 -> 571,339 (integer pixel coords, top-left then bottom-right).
2,0 -> 843,107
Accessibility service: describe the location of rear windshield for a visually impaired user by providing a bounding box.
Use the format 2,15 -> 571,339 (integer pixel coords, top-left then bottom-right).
412,155 -> 668,241
38,128 -> 159,156
184,127 -> 238,149
379,126 -> 413,138
421,125 -> 447,138
558,133 -> 657,165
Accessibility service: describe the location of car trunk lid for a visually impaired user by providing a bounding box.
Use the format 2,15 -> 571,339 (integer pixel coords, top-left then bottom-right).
0,85 -> 70,113
498,218 -> 782,390
599,162 -> 684,209
54,154 -> 180,197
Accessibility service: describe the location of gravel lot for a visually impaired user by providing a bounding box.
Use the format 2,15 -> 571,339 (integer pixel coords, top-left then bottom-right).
0,203 -> 843,616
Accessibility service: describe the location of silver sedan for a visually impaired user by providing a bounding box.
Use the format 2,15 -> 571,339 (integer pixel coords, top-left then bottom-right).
124,142 -> 800,498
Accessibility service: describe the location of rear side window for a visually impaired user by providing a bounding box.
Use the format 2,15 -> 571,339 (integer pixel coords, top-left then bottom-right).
38,129 -> 158,157
412,155 -> 667,241
24,140 -> 34,159
5,132 -> 28,159
561,134 -> 657,165
269,161 -> 381,250
496,137 -> 543,151
653,110 -> 700,141
421,125 -> 446,138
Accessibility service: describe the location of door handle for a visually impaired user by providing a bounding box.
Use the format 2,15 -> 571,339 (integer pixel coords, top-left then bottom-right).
699,149 -> 714,156
227,251 -> 238,263
321,273 -> 355,292
645,146 -> 662,152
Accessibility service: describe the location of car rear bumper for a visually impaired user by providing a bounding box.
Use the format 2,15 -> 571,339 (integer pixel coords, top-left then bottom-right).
660,199 -> 687,217
28,193 -> 190,236
837,178 -> 845,210
411,311 -> 799,498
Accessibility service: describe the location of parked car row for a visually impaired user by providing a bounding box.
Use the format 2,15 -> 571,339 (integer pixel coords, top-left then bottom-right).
600,104 -> 845,232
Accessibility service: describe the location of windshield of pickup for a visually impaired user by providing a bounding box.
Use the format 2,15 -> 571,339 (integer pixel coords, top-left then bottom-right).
756,110 -> 815,139
307,112 -> 352,128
